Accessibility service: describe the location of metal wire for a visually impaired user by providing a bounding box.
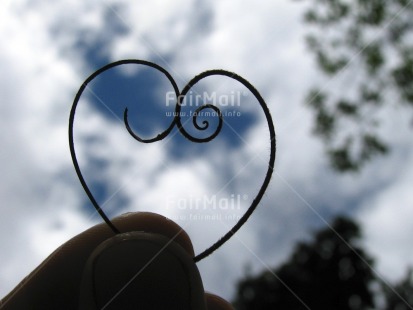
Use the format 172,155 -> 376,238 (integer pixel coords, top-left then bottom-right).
69,59 -> 276,262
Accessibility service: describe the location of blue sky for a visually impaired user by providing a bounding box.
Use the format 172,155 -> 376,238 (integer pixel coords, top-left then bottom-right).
1,0 -> 413,303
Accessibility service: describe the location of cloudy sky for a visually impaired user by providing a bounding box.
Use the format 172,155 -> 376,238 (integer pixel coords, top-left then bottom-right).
1,0 -> 413,304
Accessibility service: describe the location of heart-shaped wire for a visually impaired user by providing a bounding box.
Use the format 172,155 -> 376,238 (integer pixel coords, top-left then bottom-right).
69,59 -> 276,262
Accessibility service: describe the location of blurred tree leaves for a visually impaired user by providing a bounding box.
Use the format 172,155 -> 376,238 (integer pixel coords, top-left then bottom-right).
383,269 -> 413,310
233,216 -> 413,309
301,0 -> 413,172
233,217 -> 375,309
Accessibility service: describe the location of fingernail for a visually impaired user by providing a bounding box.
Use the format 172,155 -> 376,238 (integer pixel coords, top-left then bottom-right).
79,232 -> 207,310
115,212 -> 139,219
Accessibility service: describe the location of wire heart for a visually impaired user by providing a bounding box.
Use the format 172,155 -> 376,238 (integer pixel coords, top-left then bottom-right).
69,59 -> 276,262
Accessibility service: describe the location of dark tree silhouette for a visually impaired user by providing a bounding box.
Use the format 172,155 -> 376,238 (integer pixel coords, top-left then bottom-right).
233,216 -> 375,309
300,0 -> 413,172
383,268 -> 413,310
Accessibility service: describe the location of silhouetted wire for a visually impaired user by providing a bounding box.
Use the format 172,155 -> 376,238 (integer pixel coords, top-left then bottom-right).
69,59 -> 276,262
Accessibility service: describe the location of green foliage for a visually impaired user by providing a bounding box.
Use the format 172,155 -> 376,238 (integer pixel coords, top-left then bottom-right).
233,216 -> 376,309
307,89 -> 336,139
360,84 -> 382,104
363,44 -> 384,75
357,0 -> 386,25
316,50 -> 349,75
361,134 -> 388,160
329,146 -> 360,172
301,0 -> 413,172
337,100 -> 358,116
325,134 -> 388,172
393,56 -> 413,104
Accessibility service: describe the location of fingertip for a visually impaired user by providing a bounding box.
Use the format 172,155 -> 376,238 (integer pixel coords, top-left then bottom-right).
205,293 -> 234,310
79,232 -> 207,309
111,212 -> 195,257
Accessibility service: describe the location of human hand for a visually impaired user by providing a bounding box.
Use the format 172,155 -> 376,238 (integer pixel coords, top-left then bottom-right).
0,212 -> 233,309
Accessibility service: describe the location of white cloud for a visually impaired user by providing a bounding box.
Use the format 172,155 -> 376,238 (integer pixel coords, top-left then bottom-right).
356,117 -> 413,282
103,0 -> 204,63
1,0 -> 413,305
0,0 -> 96,295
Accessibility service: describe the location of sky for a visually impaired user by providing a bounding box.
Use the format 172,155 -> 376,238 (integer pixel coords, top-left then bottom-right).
1,0 -> 413,304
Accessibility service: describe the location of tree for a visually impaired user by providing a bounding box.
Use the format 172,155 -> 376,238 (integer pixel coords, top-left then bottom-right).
300,0 -> 413,172
233,216 -> 376,309
383,268 -> 413,310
